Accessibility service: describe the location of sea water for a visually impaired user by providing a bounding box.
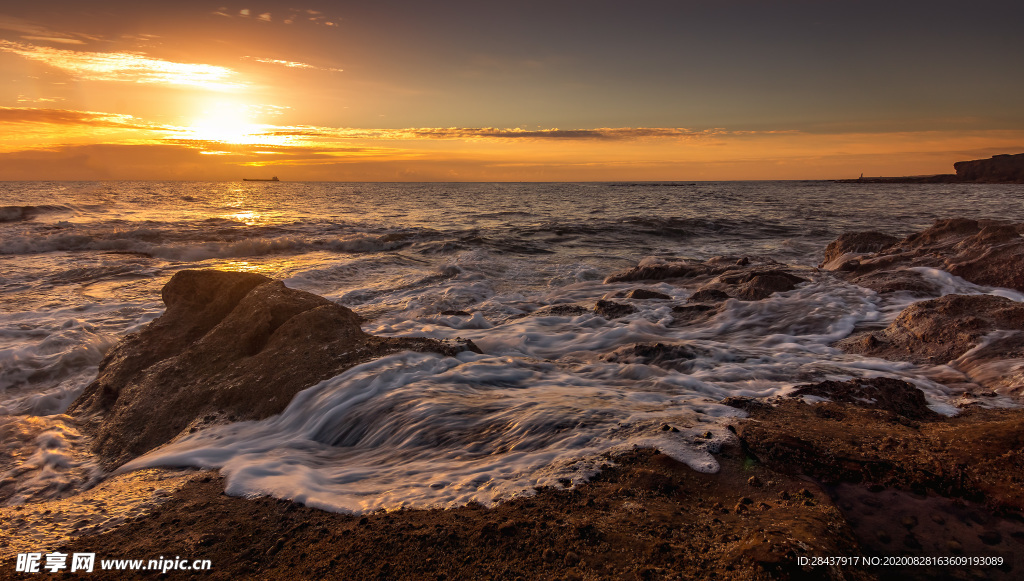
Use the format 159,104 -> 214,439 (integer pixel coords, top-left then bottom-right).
2,180 -> 1023,512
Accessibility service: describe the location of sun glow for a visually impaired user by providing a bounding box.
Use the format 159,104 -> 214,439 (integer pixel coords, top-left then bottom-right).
185,102 -> 265,144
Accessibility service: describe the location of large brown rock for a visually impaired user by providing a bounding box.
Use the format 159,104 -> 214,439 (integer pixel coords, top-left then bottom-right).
837,294 -> 1024,395
819,231 -> 899,269
837,294 -> 1024,366
822,219 -> 1024,293
69,270 -> 480,469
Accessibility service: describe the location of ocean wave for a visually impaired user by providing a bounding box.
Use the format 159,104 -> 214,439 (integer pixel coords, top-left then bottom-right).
0,205 -> 71,223
0,319 -> 115,399
125,351 -> 738,513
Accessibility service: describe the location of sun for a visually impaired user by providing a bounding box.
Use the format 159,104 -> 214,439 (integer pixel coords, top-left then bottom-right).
185,101 -> 263,145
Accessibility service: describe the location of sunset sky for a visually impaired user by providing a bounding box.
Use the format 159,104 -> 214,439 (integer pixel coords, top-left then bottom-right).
2,0 -> 1023,181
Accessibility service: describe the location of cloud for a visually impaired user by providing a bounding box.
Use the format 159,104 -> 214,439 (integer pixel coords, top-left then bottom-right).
0,15 -> 87,44
258,13 -> 272,22
0,41 -> 243,90
269,126 -> 745,142
0,106 -> 149,129
20,35 -> 84,45
0,15 -> 74,42
16,95 -> 64,104
243,56 -> 343,73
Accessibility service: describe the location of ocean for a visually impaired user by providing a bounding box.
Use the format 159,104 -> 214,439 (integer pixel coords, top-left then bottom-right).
2,180 -> 1023,513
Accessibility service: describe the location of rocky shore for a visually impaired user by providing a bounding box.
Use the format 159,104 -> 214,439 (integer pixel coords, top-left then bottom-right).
837,153 -> 1024,184
4,219 -> 1024,580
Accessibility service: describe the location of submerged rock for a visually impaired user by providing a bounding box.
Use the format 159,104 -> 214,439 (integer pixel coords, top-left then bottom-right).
601,342 -> 713,372
695,269 -> 807,301
670,304 -> 724,326
606,256 -> 806,302
603,260 -> 709,283
623,288 -> 672,300
593,300 -> 637,319
528,304 -> 590,317
687,288 -> 730,302
69,270 -> 480,469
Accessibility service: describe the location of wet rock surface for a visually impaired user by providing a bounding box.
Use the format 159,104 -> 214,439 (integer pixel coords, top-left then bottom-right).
528,304 -> 591,317
696,269 -> 807,302
623,288 -> 672,300
593,299 -> 637,319
836,294 -> 1024,395
605,256 -> 807,303
838,294 -> 1024,365
601,342 -> 717,372
820,232 -> 900,269
2,449 -> 871,581
722,376 -> 1024,580
823,218 -> 1024,293
726,378 -> 1024,512
788,377 -> 939,421
68,270 -> 480,470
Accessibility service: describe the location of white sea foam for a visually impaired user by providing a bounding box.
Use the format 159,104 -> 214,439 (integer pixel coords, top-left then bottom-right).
911,267 -> 1024,301
123,270 -> 965,512
126,350 -> 743,512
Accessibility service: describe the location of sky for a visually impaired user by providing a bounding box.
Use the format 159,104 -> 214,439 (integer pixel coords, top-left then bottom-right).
1,0 -> 1023,181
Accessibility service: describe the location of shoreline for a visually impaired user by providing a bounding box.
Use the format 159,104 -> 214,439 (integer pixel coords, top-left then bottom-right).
4,217 -> 1024,579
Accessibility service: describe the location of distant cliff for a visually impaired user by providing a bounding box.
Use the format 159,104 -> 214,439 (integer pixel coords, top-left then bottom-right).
840,152 -> 1024,183
953,153 -> 1024,183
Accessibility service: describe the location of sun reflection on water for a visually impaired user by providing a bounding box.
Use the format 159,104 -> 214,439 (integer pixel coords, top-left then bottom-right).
217,259 -> 297,276
226,210 -> 263,225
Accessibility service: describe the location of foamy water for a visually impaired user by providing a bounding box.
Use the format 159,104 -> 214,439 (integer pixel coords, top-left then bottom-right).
3,180 -> 1024,513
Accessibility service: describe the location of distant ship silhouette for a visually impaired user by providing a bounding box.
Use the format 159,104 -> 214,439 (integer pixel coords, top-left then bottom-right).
243,176 -> 280,182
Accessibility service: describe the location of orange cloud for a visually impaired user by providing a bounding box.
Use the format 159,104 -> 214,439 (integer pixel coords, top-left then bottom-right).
0,15 -> 84,44
257,126 -> 747,142
0,106 -> 146,128
243,57 -> 343,73
0,41 -> 243,90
